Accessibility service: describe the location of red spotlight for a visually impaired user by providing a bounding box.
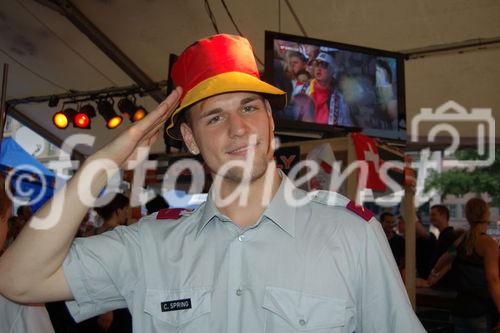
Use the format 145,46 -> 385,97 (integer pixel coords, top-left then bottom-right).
73,104 -> 96,129
74,113 -> 90,128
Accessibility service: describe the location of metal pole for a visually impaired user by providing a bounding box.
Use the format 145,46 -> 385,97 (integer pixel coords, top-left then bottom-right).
283,0 -> 308,37
402,36 -> 500,59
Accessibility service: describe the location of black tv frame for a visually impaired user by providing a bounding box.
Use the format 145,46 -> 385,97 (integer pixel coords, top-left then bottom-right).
264,31 -> 407,141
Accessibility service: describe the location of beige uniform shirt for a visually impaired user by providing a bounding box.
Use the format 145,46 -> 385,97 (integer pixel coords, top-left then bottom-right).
63,175 -> 425,332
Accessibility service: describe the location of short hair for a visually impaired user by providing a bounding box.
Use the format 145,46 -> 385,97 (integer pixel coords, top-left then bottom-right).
286,50 -> 307,62
379,212 -> 394,222
95,193 -> 129,221
178,108 -> 192,127
431,204 -> 449,221
146,195 -> 169,215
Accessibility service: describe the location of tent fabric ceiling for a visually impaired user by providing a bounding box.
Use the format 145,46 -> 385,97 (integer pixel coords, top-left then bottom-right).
1,0 -> 499,156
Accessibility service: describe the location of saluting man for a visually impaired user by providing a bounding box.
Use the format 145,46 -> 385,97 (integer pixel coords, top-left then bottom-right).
0,34 -> 425,332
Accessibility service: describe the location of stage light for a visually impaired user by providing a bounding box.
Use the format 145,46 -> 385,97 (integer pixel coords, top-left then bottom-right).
52,111 -> 69,129
52,107 -> 75,129
97,99 -> 122,129
118,97 -> 148,122
74,104 -> 96,129
107,116 -> 122,129
74,113 -> 90,128
132,106 -> 147,121
117,98 -> 135,120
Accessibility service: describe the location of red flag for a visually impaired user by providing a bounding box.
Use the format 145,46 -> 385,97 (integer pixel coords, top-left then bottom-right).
351,133 -> 386,191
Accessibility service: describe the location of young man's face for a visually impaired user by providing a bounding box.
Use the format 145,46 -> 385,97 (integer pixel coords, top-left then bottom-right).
287,56 -> 306,77
180,92 -> 274,183
381,215 -> 395,234
429,208 -> 445,226
314,61 -> 332,83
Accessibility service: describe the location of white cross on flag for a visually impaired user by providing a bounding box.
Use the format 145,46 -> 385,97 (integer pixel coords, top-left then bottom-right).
351,133 -> 386,191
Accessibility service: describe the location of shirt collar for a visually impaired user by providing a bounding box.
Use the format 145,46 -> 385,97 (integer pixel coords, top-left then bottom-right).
261,172 -> 297,238
195,170 -> 298,239
196,191 -> 222,238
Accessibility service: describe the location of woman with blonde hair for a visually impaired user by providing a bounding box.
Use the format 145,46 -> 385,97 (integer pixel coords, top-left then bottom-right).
426,198 -> 500,332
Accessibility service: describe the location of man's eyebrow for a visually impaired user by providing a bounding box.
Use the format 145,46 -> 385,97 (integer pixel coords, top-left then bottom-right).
199,96 -> 263,118
240,96 -> 263,105
199,107 -> 223,119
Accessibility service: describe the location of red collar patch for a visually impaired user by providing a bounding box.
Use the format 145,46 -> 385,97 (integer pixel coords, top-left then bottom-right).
346,201 -> 374,222
156,208 -> 184,220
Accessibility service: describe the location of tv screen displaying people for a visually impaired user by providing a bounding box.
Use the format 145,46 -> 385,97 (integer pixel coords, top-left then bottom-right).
265,32 -> 406,140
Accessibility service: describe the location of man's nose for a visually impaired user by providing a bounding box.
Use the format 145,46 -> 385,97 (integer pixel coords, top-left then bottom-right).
228,113 -> 248,137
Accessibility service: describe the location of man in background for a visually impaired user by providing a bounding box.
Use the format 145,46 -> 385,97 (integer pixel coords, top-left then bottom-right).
304,52 -> 351,126
285,50 -> 308,97
429,204 -> 458,289
380,212 -> 405,269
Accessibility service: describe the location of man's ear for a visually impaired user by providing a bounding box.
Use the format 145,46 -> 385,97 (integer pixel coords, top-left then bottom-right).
180,123 -> 200,155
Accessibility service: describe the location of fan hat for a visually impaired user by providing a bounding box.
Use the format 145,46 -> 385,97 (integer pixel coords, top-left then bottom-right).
166,34 -> 286,139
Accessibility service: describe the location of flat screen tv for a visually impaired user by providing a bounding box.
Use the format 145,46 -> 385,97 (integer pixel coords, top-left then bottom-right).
264,31 -> 406,141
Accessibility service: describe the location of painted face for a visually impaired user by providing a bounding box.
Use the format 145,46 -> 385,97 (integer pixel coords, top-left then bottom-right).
181,92 -> 274,184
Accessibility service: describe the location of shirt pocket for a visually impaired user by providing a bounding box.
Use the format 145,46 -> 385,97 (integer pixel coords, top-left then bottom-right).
144,286 -> 212,331
262,286 -> 351,332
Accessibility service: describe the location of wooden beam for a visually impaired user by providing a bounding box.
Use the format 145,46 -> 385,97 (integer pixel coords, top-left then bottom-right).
403,184 -> 417,309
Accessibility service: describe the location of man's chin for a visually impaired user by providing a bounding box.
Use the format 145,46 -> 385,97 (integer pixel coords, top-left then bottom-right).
217,164 -> 269,184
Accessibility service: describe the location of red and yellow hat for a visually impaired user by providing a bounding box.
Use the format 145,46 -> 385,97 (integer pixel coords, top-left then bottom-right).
166,34 -> 286,140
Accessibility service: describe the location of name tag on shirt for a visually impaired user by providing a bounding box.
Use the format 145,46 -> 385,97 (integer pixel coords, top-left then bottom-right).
161,298 -> 192,312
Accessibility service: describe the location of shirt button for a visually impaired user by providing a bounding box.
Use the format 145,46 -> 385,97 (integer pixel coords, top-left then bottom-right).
238,235 -> 246,242
299,319 -> 306,326
236,288 -> 243,296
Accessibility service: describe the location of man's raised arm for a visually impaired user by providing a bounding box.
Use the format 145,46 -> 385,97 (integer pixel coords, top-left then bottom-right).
0,88 -> 181,303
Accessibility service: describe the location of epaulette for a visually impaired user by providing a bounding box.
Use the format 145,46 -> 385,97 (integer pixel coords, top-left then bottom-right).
311,190 -> 350,207
311,190 -> 374,222
156,208 -> 195,220
345,201 -> 374,222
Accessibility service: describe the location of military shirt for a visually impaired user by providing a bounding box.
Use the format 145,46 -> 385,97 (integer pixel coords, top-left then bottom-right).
63,174 -> 425,332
